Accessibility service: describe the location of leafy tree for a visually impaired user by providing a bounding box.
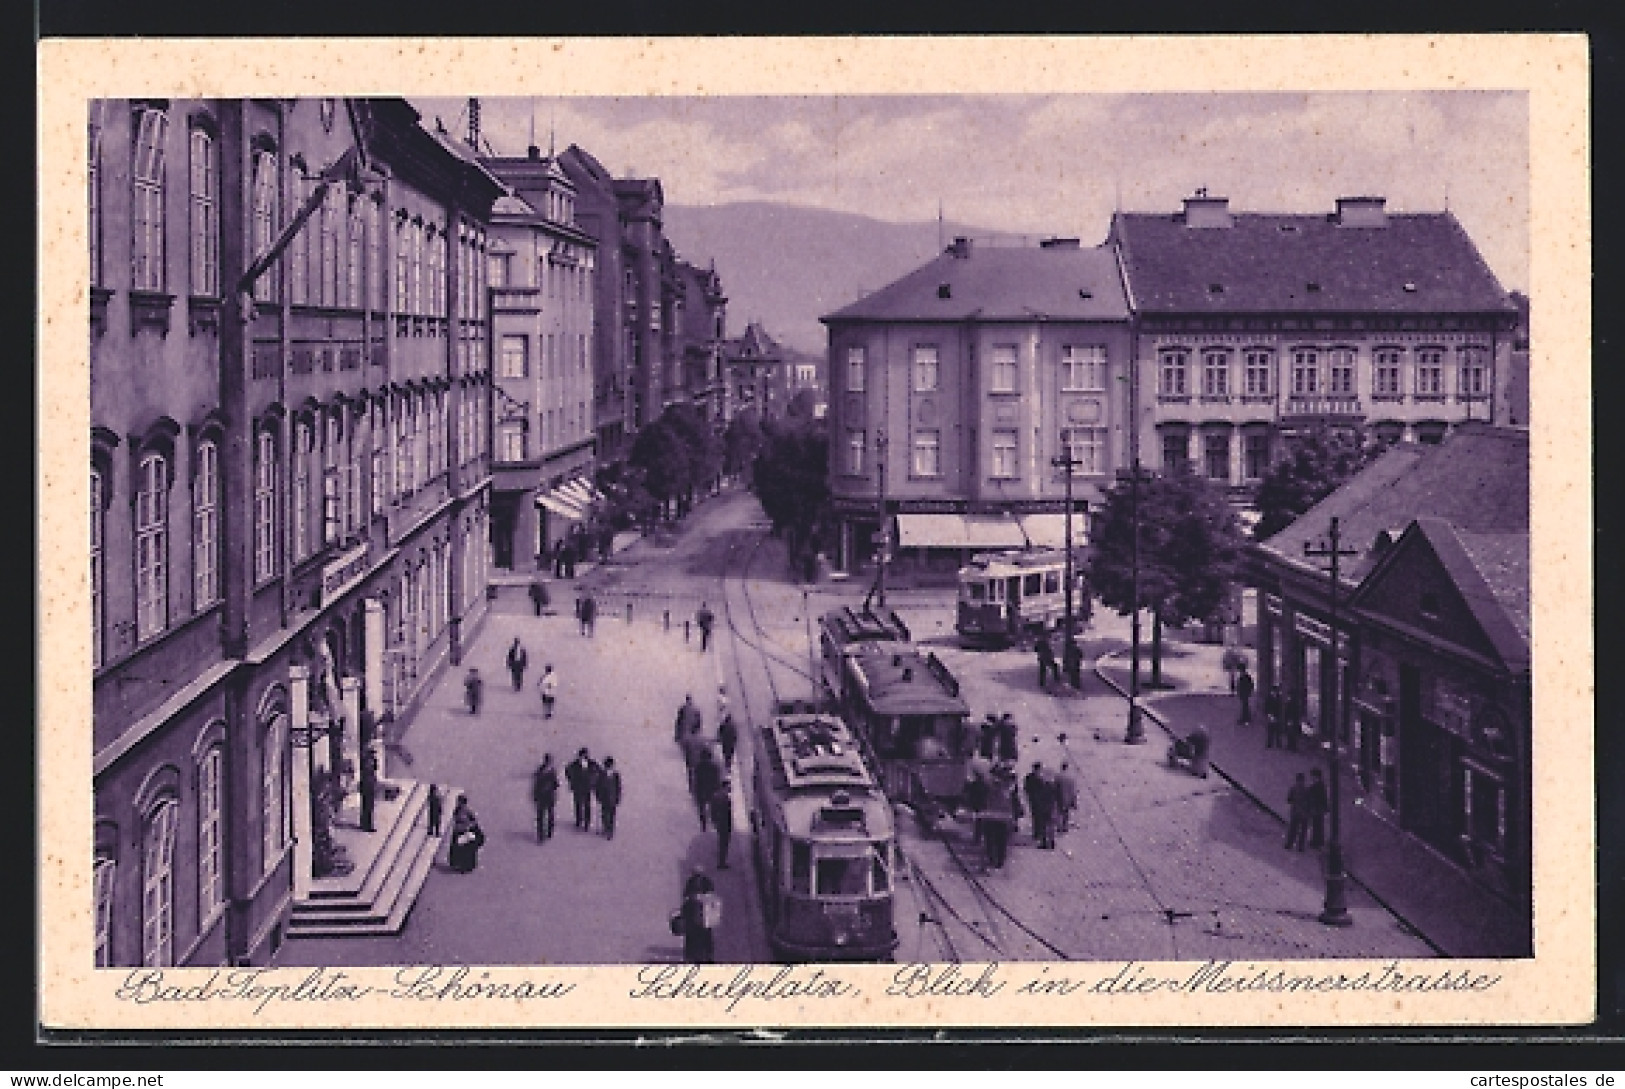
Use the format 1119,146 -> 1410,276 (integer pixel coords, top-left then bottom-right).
1253,426 -> 1385,540
659,403 -> 723,513
1089,466 -> 1245,686
628,417 -> 691,522
723,408 -> 764,479
752,415 -> 831,575
784,388 -> 819,421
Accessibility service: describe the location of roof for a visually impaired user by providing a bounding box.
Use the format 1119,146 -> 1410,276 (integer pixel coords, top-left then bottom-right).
821,243 -> 1130,324
1450,526 -> 1532,658
491,192 -> 537,217
1111,210 -> 1515,314
845,645 -> 970,718
1257,424 -> 1529,585
728,322 -> 782,360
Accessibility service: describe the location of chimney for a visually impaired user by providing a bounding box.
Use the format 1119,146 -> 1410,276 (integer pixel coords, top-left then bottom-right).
947,236 -> 972,258
1335,196 -> 1388,227
1039,237 -> 1081,249
1182,191 -> 1232,228
527,144 -> 542,160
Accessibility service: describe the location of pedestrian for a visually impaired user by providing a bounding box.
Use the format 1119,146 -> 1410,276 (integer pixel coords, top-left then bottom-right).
426,783 -> 444,837
984,771 -> 1020,869
964,763 -> 991,847
596,757 -> 623,838
528,578 -> 548,616
580,593 -> 596,637
538,664 -> 558,720
565,537 -> 578,579
676,869 -> 718,964
1285,772 -> 1310,850
979,715 -> 998,760
681,723 -> 709,794
696,601 -> 716,651
717,711 -> 739,768
1235,661 -> 1255,726
1023,762 -> 1056,849
1307,768 -> 1329,849
1062,635 -> 1083,690
1054,762 -> 1079,834
565,747 -> 597,830
507,637 -> 529,693
447,797 -> 485,873
1264,683 -> 1284,749
1284,690 -> 1302,752
1035,631 -> 1056,691
464,668 -> 483,716
531,755 -> 559,842
693,745 -> 723,830
709,778 -> 734,868
675,694 -> 702,743
997,713 -> 1019,763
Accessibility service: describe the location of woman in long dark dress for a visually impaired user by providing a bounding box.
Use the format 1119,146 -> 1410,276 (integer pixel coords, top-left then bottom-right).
447,798 -> 485,873
679,869 -> 717,963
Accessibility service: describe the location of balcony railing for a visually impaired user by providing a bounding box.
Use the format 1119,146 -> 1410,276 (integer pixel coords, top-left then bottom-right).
1283,395 -> 1363,417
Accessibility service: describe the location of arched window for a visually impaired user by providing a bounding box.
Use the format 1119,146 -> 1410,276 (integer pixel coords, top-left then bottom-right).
292,418 -> 312,562
94,853 -> 116,967
141,797 -> 178,966
394,217 -> 409,313
261,699 -> 288,872
369,399 -> 385,516
188,127 -> 219,297
346,200 -> 364,310
254,429 -> 277,582
366,199 -> 383,312
323,410 -> 342,546
197,743 -> 223,921
131,105 -> 169,292
250,147 -> 278,302
193,439 -> 219,610
134,452 -> 169,641
320,183 -> 339,307
346,406 -> 363,535
90,466 -> 104,670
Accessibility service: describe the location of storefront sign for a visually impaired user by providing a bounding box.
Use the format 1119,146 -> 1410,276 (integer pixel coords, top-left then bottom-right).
320,542 -> 370,607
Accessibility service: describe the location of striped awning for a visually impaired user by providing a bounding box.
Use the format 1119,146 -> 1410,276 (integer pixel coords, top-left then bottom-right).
535,476 -> 601,521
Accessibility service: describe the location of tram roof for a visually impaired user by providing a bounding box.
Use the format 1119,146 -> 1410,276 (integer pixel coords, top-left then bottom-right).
960,547 -> 1085,576
845,644 -> 970,716
759,714 -> 879,793
820,606 -> 912,646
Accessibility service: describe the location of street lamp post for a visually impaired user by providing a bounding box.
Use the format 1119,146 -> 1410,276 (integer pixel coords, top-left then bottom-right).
875,429 -> 889,609
1304,514 -> 1356,927
1125,456 -> 1147,743
1050,449 -> 1086,658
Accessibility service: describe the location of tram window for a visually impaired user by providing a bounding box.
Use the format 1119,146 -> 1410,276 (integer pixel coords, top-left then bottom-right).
1044,572 -> 1059,593
871,844 -> 891,893
965,582 -> 986,602
816,855 -> 868,896
791,842 -> 812,894
1024,574 -> 1042,596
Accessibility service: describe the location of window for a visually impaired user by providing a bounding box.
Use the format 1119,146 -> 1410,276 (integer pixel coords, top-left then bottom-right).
1060,427 -> 1105,475
846,430 -> 866,475
990,344 -> 1018,393
132,106 -> 169,291
912,345 -> 939,392
991,429 -> 1018,479
1243,349 -> 1273,397
94,856 -> 115,967
141,799 -> 177,967
394,219 -> 409,312
89,108 -> 103,287
193,440 -> 219,610
291,420 -> 311,561
1061,344 -> 1106,391
90,468 -> 104,670
345,412 -> 362,535
262,713 -> 287,873
289,178 -> 311,304
369,402 -> 385,517
815,854 -> 871,896
1162,431 -> 1189,472
1291,349 -> 1320,395
188,128 -> 218,296
1204,431 -> 1231,482
500,336 -> 527,379
198,745 -> 223,922
254,430 -> 276,581
1244,432 -> 1272,480
346,202 -> 364,309
1201,350 -> 1230,397
250,149 -> 278,302
323,412 -> 342,546
488,253 -> 508,289
912,430 -> 941,477
1420,591 -> 1441,619
1416,348 -> 1444,396
1159,349 -> 1188,396
1374,348 -> 1403,397
1328,348 -> 1356,396
319,185 -> 339,306
499,421 -> 526,462
846,346 -> 865,393
1459,346 -> 1489,399
135,453 -> 168,642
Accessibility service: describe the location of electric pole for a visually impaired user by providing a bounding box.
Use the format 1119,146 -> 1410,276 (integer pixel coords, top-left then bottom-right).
1304,515 -> 1357,927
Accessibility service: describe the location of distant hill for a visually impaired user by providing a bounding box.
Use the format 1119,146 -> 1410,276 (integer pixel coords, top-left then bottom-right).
663,201 -> 1028,356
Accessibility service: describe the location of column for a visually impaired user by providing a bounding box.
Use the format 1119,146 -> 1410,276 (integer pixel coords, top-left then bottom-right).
338,676 -> 362,825
288,664 -> 313,899
363,597 -> 386,776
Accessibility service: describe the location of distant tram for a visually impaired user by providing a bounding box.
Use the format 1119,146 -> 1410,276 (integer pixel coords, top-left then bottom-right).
955,547 -> 1091,647
748,702 -> 899,962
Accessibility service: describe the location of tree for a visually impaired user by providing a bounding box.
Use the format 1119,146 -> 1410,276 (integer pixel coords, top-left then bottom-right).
628,417 -> 691,523
784,388 -> 819,421
722,408 -> 764,479
752,415 -> 831,575
659,403 -> 723,513
1254,426 -> 1385,540
1088,466 -> 1245,686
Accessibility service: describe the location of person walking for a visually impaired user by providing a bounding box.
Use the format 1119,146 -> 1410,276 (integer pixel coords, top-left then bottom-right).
1284,689 -> 1302,752
709,778 -> 734,869
693,746 -> 723,831
565,748 -> 598,830
675,694 -> 702,743
983,771 -> 1020,869
1062,635 -> 1083,690
580,593 -> 596,637
464,668 -> 483,716
447,797 -> 485,873
681,723 -> 709,795
717,712 -> 739,768
1264,684 -> 1285,749
1023,762 -> 1057,850
1054,762 -> 1079,834
426,783 -> 444,838
677,869 -> 718,964
538,664 -> 558,720
1307,768 -> 1329,849
997,713 -> 1020,764
1235,661 -> 1255,727
531,755 -> 559,842
696,602 -> 716,652
507,637 -> 529,693
1285,772 -> 1311,851
1035,632 -> 1056,691
528,578 -> 548,616
596,757 -> 623,839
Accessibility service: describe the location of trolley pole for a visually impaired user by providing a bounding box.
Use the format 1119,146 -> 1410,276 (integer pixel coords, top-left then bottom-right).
1304,515 -> 1356,927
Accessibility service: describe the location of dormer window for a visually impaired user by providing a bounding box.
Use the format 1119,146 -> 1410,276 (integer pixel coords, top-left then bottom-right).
1420,592 -> 1441,619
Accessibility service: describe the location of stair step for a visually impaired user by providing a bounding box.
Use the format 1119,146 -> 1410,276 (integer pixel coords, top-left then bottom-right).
307,781 -> 428,902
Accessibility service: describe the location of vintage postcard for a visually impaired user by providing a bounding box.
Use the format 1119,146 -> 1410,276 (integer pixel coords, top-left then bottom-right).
37,35 -> 1592,1032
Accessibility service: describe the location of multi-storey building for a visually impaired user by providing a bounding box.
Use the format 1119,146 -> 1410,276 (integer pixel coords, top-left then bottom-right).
88,96 -> 500,967
721,322 -> 786,420
481,147 -> 599,571
821,237 -> 1132,577
1109,195 -> 1520,492
673,258 -> 729,421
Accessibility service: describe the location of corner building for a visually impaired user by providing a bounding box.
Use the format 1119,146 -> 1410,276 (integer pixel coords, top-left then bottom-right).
88,97 -> 500,967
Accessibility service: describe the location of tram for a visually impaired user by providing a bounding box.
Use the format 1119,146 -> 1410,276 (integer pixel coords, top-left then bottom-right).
748,703 -> 899,962
955,547 -> 1091,647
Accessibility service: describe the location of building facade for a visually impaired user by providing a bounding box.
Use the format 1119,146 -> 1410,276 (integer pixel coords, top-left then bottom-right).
821,237 -> 1132,577
1110,195 -> 1521,493
673,258 -> 729,421
721,322 -> 786,421
89,97 -> 500,968
481,149 -> 599,570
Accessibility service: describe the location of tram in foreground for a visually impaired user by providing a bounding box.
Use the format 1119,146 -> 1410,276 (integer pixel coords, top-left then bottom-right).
955,547 -> 1091,647
748,701 -> 899,962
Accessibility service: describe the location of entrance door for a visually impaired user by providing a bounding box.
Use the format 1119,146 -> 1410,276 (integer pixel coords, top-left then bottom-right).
1398,663 -> 1441,838
1358,710 -> 1382,794
490,493 -> 518,570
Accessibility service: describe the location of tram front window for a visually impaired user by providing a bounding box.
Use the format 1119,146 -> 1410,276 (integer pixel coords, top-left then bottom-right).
963,581 -> 986,603
815,854 -> 869,897
870,844 -> 891,893
791,842 -> 812,894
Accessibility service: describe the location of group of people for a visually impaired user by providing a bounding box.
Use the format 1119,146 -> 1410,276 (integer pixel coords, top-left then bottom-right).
1033,630 -> 1084,693
1232,662 -> 1333,853
673,692 -> 735,963
534,746 -> 622,839
1285,769 -> 1330,851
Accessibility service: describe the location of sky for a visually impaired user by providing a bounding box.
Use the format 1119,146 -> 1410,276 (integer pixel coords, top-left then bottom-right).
413,92 -> 1528,293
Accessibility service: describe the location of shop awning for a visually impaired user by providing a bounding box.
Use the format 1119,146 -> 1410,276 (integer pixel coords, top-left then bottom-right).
894,513 -> 1027,550
1018,513 -> 1090,549
535,476 -> 603,522
537,492 -> 586,521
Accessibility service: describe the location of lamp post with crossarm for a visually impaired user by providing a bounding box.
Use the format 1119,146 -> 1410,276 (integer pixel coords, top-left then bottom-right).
1050,449 -> 1086,650
1304,515 -> 1356,927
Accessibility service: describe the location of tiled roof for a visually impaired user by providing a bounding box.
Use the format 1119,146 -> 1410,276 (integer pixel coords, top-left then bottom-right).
821,244 -> 1130,324
1258,424 -> 1529,585
1112,210 -> 1515,314
1451,527 -> 1532,659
